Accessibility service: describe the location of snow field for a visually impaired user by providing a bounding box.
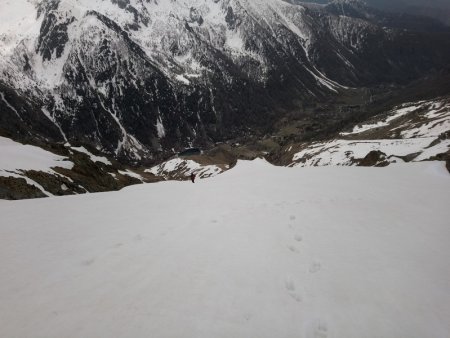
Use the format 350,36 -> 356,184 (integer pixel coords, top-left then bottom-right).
0,159 -> 449,337
0,136 -> 74,196
292,138 -> 449,166
0,136 -> 73,174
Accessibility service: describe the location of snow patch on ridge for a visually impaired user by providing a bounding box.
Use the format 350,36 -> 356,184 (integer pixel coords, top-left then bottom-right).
292,138 -> 448,167
341,102 -> 428,136
118,169 -> 144,181
175,74 -> 191,85
71,146 -> 111,165
0,136 -> 73,174
294,98 -> 450,167
147,158 -> 222,179
156,116 -> 166,139
0,170 -> 54,197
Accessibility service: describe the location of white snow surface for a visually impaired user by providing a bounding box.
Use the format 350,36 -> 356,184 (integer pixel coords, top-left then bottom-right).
292,138 -> 449,166
0,159 -> 449,337
0,136 -> 73,174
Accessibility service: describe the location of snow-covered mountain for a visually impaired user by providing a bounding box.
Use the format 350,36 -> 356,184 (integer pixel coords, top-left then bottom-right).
1,0 -> 450,163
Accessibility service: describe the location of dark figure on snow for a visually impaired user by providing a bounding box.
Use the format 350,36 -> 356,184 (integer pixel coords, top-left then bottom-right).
190,173 -> 196,183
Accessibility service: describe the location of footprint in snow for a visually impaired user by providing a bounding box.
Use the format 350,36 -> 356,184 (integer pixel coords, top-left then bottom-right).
243,313 -> 252,321
82,258 -> 95,266
284,277 -> 302,302
290,292 -> 302,302
314,320 -> 328,338
289,215 -> 296,221
285,278 -> 295,292
309,261 -> 321,273
294,235 -> 303,242
288,245 -> 299,253
306,319 -> 329,338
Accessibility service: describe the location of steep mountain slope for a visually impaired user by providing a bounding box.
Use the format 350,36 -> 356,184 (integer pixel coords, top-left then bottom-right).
1,0 -> 450,163
1,159 -> 450,337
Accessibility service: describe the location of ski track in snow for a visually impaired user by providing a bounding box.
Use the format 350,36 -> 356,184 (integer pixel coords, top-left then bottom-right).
0,159 -> 449,338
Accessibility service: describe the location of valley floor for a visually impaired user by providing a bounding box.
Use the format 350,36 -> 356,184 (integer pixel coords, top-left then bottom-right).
0,160 -> 449,338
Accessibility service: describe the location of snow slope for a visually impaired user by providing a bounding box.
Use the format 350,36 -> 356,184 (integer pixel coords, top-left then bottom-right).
292,98 -> 450,167
292,138 -> 449,166
0,136 -> 74,196
0,0 -> 41,57
1,159 -> 449,338
340,98 -> 449,137
0,136 -> 73,173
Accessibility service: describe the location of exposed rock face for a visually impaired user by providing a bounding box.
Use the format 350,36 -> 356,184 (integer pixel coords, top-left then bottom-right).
0,176 -> 46,200
1,0 -> 450,163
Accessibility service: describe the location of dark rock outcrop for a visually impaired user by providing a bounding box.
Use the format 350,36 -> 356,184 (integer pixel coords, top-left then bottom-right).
0,176 -> 47,200
358,150 -> 389,167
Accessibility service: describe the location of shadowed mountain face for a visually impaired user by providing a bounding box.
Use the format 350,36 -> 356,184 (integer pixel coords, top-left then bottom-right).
293,0 -> 450,25
1,0 -> 450,164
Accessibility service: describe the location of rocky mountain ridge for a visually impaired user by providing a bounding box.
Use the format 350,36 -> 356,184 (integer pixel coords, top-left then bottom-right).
1,94 -> 448,199
1,0 -> 450,164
